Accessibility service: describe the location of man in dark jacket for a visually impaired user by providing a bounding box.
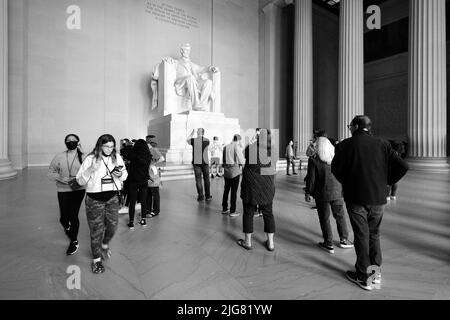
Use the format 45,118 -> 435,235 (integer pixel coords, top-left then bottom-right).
331,115 -> 409,291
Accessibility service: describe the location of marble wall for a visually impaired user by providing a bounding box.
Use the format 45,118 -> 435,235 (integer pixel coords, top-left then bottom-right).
8,0 -> 260,168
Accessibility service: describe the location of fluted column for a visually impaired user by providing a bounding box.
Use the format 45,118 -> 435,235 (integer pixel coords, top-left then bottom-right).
261,2 -> 279,130
408,0 -> 449,171
0,0 -> 17,180
338,0 -> 364,141
293,0 -> 313,157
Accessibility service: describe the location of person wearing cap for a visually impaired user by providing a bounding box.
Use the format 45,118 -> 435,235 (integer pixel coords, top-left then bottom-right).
332,115 -> 409,291
146,135 -> 165,217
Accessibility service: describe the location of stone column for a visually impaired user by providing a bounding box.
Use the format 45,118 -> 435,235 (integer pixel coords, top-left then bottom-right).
408,0 -> 449,171
261,2 -> 279,130
293,0 -> 313,158
0,0 -> 17,180
338,0 -> 364,141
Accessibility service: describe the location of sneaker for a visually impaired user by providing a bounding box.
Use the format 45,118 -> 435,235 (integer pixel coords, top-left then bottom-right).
338,239 -> 354,249
145,210 -> 152,218
254,211 -> 262,217
222,209 -> 230,214
345,271 -> 373,291
205,196 -> 213,202
139,219 -> 147,228
128,222 -> 135,230
373,273 -> 382,285
386,197 -> 391,201
66,241 -> 79,256
390,196 -> 397,200
91,261 -> 105,274
318,242 -> 335,254
229,211 -> 241,218
118,206 -> 129,214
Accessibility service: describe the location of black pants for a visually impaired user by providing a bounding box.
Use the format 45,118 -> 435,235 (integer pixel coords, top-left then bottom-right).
146,187 -> 160,214
346,203 -> 384,281
387,184 -> 398,197
128,182 -> 148,222
243,202 -> 275,234
57,190 -> 86,242
316,199 -> 349,246
123,179 -> 130,206
286,157 -> 296,174
222,175 -> 240,213
193,164 -> 211,198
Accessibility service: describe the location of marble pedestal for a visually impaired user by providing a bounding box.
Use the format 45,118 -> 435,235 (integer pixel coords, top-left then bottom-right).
148,111 -> 240,165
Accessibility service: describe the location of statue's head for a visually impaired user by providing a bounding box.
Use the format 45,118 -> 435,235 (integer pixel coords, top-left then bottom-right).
180,43 -> 191,58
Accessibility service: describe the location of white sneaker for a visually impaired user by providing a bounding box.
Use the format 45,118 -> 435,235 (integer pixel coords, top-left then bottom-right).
229,211 -> 241,218
390,196 -> 397,200
386,197 -> 391,201
373,273 -> 382,285
118,207 -> 129,214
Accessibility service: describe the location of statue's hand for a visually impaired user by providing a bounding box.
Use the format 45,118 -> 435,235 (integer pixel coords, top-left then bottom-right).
163,57 -> 175,64
210,66 -> 219,73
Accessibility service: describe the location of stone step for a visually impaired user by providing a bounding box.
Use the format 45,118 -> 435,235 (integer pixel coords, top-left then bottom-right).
159,159 -> 308,181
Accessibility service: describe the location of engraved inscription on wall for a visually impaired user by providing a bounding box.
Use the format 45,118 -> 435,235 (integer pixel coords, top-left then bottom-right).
145,1 -> 199,29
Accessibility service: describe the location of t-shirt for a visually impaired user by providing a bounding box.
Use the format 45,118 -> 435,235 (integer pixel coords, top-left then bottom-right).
189,137 -> 210,165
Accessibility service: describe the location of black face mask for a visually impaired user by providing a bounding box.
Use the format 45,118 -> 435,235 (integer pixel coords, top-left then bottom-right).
66,141 -> 79,151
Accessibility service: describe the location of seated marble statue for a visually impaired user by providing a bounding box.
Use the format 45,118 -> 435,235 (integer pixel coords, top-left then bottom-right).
151,43 -> 220,113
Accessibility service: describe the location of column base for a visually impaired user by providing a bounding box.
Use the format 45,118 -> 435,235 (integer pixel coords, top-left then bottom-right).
0,159 -> 18,180
407,157 -> 450,173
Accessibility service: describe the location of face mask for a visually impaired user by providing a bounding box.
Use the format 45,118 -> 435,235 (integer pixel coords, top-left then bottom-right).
66,141 -> 78,151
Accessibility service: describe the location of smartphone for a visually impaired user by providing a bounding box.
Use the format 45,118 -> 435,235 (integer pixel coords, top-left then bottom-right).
112,165 -> 124,173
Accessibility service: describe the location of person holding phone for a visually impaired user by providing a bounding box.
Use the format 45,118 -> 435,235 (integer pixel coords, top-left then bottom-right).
76,134 -> 128,274
48,134 -> 86,256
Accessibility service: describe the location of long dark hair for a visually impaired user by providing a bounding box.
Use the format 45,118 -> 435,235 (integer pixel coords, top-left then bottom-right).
65,133 -> 83,164
132,139 -> 152,162
91,134 -> 117,164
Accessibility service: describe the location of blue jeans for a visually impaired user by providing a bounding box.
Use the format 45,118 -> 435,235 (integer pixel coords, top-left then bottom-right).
193,164 -> 211,198
346,203 -> 384,280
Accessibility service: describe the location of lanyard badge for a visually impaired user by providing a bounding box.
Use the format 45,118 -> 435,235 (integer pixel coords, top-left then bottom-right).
101,158 -> 116,192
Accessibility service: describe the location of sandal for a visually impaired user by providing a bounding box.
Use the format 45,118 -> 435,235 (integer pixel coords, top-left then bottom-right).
237,239 -> 252,250
265,240 -> 275,252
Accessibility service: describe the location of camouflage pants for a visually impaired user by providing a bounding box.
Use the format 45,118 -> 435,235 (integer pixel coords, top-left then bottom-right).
85,195 -> 119,259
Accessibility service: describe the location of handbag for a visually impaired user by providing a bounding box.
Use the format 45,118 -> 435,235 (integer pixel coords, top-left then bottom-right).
68,178 -> 83,191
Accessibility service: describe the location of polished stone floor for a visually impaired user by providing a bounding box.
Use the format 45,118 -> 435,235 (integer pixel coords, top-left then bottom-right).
0,167 -> 449,300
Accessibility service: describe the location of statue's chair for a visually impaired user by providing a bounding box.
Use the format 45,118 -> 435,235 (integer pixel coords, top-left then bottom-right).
151,60 -> 221,116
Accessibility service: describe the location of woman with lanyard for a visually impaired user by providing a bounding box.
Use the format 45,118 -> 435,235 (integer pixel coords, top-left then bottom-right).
76,134 -> 128,274
48,134 -> 86,256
